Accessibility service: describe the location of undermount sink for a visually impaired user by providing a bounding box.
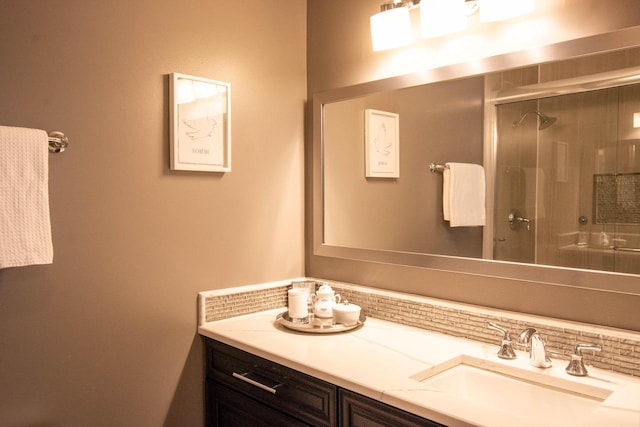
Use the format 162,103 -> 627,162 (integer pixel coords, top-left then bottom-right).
411,355 -> 613,426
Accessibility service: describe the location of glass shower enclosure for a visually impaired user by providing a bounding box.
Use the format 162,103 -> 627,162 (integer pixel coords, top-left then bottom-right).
493,79 -> 640,275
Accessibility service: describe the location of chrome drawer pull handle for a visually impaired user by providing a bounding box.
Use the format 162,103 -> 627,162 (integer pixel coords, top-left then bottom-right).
232,372 -> 282,394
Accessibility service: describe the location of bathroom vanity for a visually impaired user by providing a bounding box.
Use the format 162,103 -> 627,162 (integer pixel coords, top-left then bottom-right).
198,306 -> 640,427
204,338 -> 441,426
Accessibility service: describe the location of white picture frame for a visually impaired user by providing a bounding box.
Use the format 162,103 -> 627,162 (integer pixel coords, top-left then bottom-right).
170,72 -> 231,172
365,109 -> 399,178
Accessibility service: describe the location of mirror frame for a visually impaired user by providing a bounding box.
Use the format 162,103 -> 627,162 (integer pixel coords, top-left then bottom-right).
312,26 -> 640,296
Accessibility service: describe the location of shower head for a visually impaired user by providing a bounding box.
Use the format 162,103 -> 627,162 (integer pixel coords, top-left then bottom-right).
513,111 -> 557,130
537,112 -> 557,130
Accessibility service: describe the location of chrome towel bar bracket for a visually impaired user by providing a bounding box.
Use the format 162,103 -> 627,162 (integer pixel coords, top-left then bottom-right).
429,162 -> 448,173
48,131 -> 69,153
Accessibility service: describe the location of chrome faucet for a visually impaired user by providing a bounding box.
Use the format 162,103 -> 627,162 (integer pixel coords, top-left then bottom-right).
517,328 -> 552,368
488,322 -> 516,359
566,343 -> 602,376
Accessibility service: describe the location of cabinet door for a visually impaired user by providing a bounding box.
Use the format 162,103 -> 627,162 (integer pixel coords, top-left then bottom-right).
206,379 -> 309,427
339,390 -> 445,427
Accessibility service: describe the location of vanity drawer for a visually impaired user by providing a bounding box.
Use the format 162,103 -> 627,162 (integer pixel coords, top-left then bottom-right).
205,339 -> 337,427
206,379 -> 309,427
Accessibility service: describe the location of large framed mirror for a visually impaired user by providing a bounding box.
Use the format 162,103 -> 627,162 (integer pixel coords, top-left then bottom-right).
312,26 -> 640,296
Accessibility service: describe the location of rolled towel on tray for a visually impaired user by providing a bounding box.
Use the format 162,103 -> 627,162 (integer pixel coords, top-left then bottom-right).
443,162 -> 486,227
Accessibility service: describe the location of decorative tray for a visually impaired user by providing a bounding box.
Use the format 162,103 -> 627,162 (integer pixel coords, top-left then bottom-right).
275,311 -> 365,334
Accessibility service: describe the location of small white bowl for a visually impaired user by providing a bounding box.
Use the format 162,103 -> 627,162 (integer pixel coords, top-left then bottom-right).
332,302 -> 361,326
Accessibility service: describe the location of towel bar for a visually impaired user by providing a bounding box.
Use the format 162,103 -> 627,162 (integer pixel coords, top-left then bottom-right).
48,131 -> 68,153
429,162 -> 448,173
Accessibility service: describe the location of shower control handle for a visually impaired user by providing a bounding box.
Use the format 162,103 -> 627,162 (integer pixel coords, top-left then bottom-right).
508,209 -> 531,231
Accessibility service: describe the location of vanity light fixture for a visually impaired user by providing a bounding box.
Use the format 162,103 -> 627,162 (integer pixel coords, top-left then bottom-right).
633,112 -> 640,128
420,0 -> 469,38
371,0 -> 535,50
370,0 -> 417,51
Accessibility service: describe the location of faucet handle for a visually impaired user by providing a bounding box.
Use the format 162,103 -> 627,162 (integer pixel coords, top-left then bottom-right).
488,322 -> 516,359
566,343 -> 602,376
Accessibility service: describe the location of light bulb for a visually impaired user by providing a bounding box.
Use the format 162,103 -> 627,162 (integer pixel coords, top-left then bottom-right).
420,0 -> 467,38
370,6 -> 412,51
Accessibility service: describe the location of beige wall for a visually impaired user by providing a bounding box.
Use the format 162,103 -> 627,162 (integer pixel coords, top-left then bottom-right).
0,1 -> 305,426
306,0 -> 640,331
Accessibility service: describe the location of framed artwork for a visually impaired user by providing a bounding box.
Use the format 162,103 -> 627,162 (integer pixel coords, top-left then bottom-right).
170,73 -> 231,172
365,109 -> 399,178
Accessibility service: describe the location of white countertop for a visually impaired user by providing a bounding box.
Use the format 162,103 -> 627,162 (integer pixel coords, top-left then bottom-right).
198,308 -> 640,427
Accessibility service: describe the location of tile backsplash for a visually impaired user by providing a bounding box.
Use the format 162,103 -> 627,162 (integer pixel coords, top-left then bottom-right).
200,281 -> 289,323
199,278 -> 640,377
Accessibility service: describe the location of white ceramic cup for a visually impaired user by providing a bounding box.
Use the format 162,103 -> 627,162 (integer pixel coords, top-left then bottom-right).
333,303 -> 361,326
288,288 -> 310,322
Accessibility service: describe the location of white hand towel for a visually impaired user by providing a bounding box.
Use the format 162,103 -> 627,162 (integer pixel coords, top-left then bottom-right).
0,125 -> 53,268
443,162 -> 486,227
443,167 -> 451,221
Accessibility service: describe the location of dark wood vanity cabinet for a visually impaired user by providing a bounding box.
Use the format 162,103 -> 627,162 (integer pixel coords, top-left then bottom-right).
204,338 -> 445,427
